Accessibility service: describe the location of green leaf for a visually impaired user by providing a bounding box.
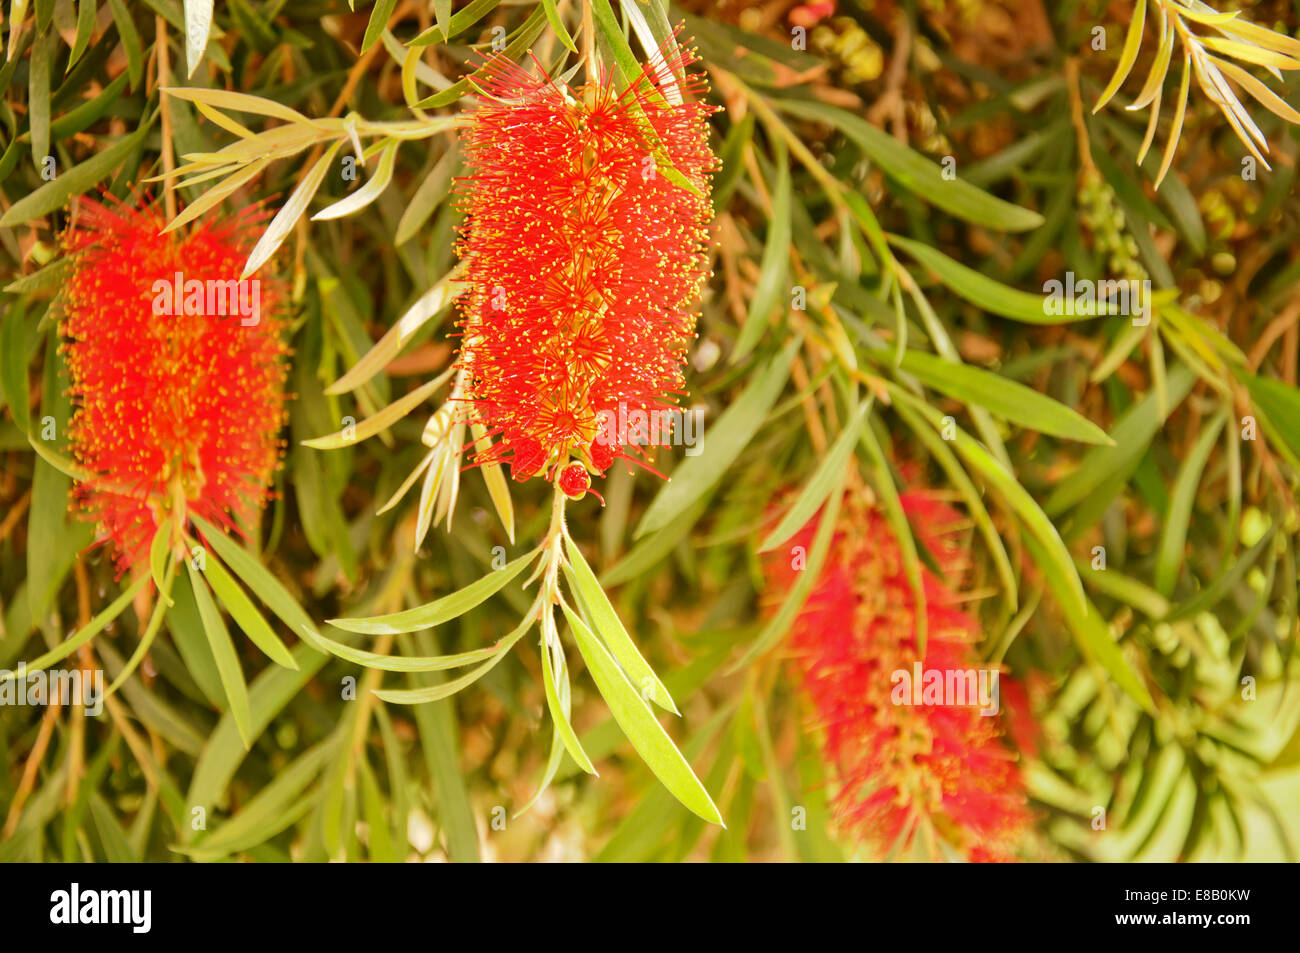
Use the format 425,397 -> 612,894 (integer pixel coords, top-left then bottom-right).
186,561 -> 253,748
892,348 -> 1113,444
1093,0 -> 1148,113
29,29 -> 51,168
731,474 -> 844,671
890,235 -> 1112,323
0,115 -> 153,226
1045,364 -> 1196,516
311,626 -> 524,672
0,300 -> 30,432
357,756 -> 398,861
541,0 -> 577,53
1028,536 -> 1156,714
563,535 -> 676,712
1240,369 -> 1300,462
1154,410 -> 1226,596
329,548 -> 536,635
202,553 -> 298,669
166,567 -> 228,709
108,0 -> 143,89
181,739 -> 335,859
732,143 -> 790,362
0,574 -> 147,683
184,643 -> 330,841
190,514 -> 326,649
361,0 -> 398,53
242,140 -> 342,277
562,602 -> 723,825
889,383 -> 1087,614
69,0 -> 95,69
778,99 -> 1044,231
540,622 -> 597,774
414,5 -> 547,108
373,616 -> 532,704
759,401 -> 864,552
637,338 -> 800,537
312,138 -> 399,221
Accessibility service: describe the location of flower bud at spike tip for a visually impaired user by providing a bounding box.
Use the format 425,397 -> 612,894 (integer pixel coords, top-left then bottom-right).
60,196 -> 288,575
559,461 -> 591,500
452,42 -> 718,488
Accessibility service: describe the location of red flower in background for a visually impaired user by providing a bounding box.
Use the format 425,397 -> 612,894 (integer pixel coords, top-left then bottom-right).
61,196 -> 287,574
453,46 -> 717,496
767,490 -> 1033,861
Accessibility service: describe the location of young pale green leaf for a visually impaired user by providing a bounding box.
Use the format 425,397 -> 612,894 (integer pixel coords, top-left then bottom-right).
373,616 -> 532,704
637,338 -> 800,537
186,562 -> 254,749
327,282 -> 460,395
330,549 -> 537,635
1093,0 -> 1147,113
303,372 -> 447,449
562,603 -> 723,825
563,536 -> 676,712
759,402 -> 864,552
893,349 -> 1113,445
162,86 -> 317,126
540,623 -> 597,774
310,625 -> 521,672
149,518 -> 174,600
242,140 -> 342,277
313,138 -> 399,220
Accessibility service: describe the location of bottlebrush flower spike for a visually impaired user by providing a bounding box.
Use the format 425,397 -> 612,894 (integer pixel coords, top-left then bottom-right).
453,47 -> 717,496
61,195 -> 287,574
767,490 -> 1033,861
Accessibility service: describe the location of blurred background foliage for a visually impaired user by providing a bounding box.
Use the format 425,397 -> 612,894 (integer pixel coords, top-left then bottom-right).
2,0 -> 1300,861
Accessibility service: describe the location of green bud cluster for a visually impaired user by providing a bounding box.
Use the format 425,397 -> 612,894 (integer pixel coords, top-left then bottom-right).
1078,169 -> 1148,282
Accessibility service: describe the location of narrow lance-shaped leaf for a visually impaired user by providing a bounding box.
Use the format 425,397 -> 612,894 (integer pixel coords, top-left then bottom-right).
562,603 -> 723,825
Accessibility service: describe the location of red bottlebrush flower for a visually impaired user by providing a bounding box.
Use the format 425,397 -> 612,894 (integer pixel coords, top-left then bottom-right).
61,196 -> 287,574
766,490 -> 1033,861
453,48 -> 717,491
